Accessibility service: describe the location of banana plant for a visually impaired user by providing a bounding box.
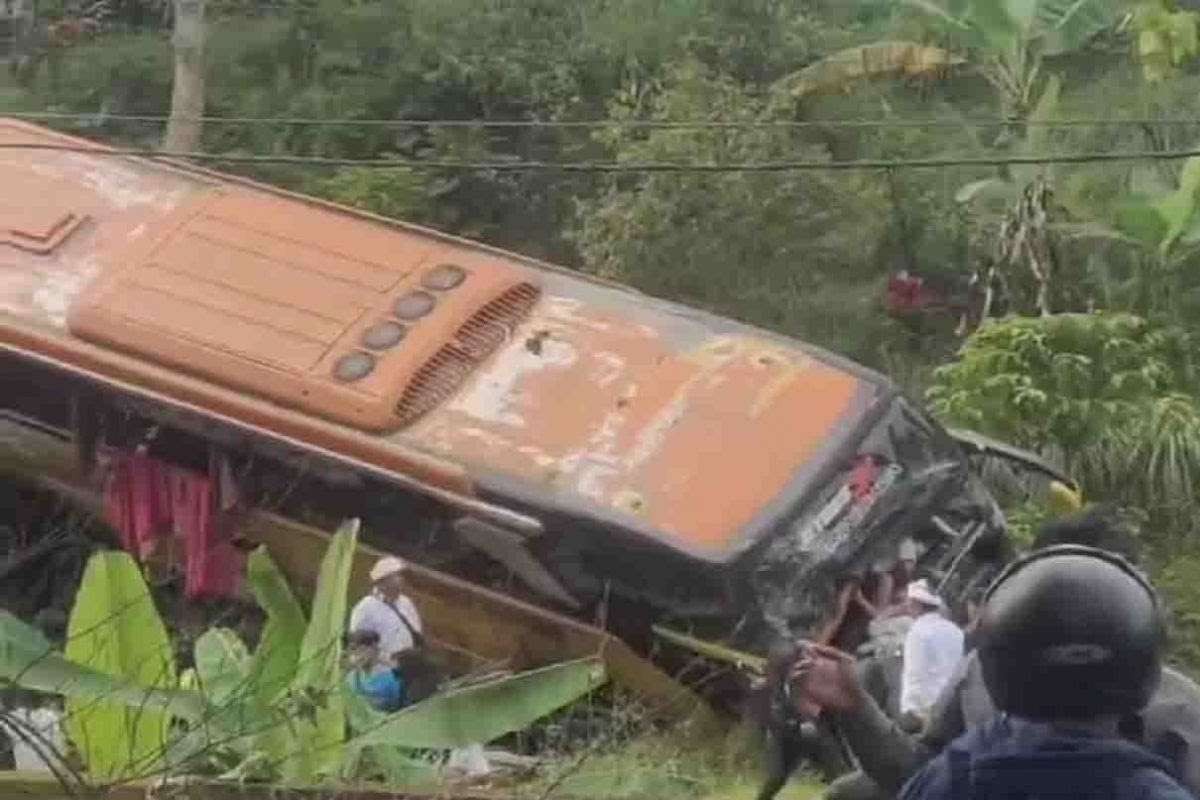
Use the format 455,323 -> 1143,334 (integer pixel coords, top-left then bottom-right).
1130,0 -> 1200,82
1053,155 -> 1200,262
0,518 -> 608,788
788,0 -> 1121,121
785,41 -> 965,98
954,75 -> 1065,321
61,550 -> 179,781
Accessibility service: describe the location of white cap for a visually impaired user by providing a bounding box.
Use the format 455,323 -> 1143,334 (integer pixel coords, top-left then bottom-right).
906,578 -> 942,609
898,538 -> 919,562
369,555 -> 407,582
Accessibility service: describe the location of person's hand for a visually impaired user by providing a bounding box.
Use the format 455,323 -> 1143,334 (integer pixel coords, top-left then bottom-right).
853,586 -> 877,617
788,642 -> 866,716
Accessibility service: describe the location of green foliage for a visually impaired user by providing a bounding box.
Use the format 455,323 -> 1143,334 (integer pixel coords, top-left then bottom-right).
273,517 -> 358,783
1096,393 -> 1200,524
929,312 -> 1195,455
1133,0 -> 1200,82
0,611 -> 204,720
62,551 -> 177,780
930,312 -> 1200,534
899,0 -> 1122,117
527,725 -> 823,800
1128,157 -> 1200,256
348,658 -> 607,750
1002,498 -> 1054,552
193,628 -> 251,708
1156,553 -> 1200,674
44,32 -> 171,120
571,60 -> 893,363
306,167 -> 435,222
0,524 -> 609,790
243,545 -> 306,709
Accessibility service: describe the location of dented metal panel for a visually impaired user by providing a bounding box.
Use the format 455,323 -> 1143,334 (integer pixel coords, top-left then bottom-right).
0,118 -> 890,569
407,290 -> 876,559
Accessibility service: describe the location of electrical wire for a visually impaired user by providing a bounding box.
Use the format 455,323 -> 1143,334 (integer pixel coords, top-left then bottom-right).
3,141 -> 1200,171
9,109 -> 1200,130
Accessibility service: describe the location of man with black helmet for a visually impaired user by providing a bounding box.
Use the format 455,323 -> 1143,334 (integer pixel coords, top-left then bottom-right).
799,507 -> 1200,799
897,544 -> 1190,799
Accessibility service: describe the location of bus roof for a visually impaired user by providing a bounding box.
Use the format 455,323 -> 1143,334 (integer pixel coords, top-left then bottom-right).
0,118 -> 886,562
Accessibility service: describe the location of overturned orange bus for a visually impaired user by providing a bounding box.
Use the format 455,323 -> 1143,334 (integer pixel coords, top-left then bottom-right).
0,119 -> 1070,652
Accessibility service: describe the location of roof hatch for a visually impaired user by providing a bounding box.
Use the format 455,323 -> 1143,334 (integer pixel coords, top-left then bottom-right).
68,189 -> 540,432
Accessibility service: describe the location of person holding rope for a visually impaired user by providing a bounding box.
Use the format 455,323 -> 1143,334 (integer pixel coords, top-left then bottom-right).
797,507 -> 1200,799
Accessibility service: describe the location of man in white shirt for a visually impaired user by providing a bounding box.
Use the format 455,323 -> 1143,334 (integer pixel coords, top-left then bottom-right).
899,579 -> 963,729
349,555 -> 424,661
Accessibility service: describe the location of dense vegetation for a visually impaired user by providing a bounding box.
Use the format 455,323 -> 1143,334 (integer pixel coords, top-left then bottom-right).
7,0 -> 1200,666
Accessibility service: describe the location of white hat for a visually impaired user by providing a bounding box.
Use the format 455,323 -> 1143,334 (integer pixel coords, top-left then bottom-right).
906,578 -> 942,608
369,555 -> 407,582
898,538 -> 919,562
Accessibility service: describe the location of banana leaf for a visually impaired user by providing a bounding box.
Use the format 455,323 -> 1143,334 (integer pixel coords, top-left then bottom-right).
1040,0 -> 1125,56
956,178 -> 1020,206
244,546 -> 306,707
0,611 -> 204,720
787,41 -> 965,97
293,518 -> 358,690
347,657 -> 607,750
339,689 -> 439,787
276,518 -> 360,783
62,551 -> 178,780
1154,156 -> 1200,254
193,628 -> 251,708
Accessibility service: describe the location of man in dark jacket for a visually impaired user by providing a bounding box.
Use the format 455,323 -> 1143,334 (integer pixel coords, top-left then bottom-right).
811,507 -> 1200,799
901,714 -> 1190,800
898,545 -> 1189,800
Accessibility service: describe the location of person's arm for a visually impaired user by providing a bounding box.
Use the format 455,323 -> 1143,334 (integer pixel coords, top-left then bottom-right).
874,571 -> 895,611
348,597 -> 368,634
833,686 -> 934,793
814,583 -> 856,645
853,586 -> 878,618
848,642 -> 972,793
790,642 -> 933,793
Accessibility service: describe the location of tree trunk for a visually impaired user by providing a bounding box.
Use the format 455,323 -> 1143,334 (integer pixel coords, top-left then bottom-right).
162,0 -> 205,153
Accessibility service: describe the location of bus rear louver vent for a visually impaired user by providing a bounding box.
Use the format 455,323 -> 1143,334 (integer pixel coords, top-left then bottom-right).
395,282 -> 541,427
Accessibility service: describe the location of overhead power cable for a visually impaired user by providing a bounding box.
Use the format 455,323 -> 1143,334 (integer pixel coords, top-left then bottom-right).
10,110 -> 1200,130
3,141 -> 1200,171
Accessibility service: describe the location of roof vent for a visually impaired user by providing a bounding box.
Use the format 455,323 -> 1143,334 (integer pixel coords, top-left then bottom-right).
1,208 -> 86,254
395,282 -> 541,427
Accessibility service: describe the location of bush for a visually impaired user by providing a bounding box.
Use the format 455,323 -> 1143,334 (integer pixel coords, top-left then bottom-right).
570,60 -> 895,364
1154,554 -> 1200,676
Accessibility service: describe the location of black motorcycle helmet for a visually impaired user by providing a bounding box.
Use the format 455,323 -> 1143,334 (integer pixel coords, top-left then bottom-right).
977,544 -> 1164,720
